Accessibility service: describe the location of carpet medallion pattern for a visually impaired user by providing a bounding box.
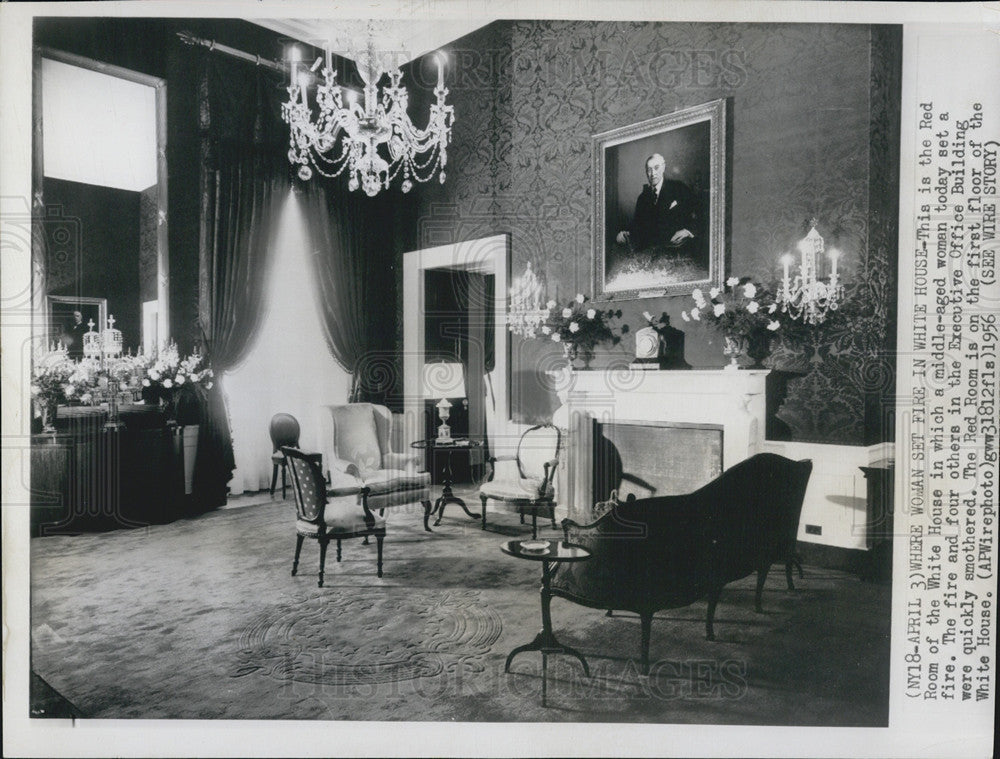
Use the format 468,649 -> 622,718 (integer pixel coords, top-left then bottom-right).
233,589 -> 503,686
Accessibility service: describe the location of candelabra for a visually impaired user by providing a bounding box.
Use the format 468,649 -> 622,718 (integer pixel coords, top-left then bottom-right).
282,39 -> 454,196
507,261 -> 550,339
83,316 -> 126,429
777,220 -> 844,325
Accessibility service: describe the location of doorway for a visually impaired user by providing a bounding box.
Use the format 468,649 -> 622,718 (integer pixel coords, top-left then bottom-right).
403,235 -> 510,473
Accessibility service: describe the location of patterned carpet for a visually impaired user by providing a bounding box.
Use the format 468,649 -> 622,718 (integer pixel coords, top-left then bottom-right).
30,493 -> 891,724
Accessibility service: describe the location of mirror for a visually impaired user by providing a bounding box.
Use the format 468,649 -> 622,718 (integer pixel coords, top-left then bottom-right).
35,48 -> 168,354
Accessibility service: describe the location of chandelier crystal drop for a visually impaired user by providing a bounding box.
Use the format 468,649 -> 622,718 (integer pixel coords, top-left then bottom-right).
281,40 -> 454,197
776,220 -> 844,325
507,261 -> 550,339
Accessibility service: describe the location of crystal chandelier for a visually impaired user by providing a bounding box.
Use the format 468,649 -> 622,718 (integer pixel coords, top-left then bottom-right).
777,220 -> 844,324
507,261 -> 550,338
281,39 -> 454,197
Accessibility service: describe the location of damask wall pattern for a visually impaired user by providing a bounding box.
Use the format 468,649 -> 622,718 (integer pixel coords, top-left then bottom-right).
416,21 -> 900,445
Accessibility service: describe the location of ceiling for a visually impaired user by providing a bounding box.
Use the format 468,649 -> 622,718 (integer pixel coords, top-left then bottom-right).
251,18 -> 491,66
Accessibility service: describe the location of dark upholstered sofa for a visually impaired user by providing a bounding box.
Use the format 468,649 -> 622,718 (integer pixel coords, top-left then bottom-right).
550,453 -> 813,673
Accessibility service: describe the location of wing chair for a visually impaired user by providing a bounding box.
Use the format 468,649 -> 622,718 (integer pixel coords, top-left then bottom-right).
551,453 -> 813,673
479,423 -> 561,538
282,446 -> 383,586
320,403 -> 435,531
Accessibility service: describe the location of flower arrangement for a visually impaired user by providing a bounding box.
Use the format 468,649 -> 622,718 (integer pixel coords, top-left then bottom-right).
681,276 -> 785,367
141,342 -> 214,394
538,293 -> 629,367
31,350 -> 76,427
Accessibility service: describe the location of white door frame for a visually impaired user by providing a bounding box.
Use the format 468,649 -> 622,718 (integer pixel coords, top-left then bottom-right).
402,234 -> 510,447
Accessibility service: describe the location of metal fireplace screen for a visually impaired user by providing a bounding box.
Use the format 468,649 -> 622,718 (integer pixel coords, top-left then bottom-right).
593,419 -> 723,502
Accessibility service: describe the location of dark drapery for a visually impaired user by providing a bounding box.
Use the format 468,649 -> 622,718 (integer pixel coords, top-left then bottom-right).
192,52 -> 289,509
301,182 -> 415,406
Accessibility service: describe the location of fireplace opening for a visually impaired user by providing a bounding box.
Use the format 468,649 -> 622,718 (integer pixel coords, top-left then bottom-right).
593,419 -> 723,502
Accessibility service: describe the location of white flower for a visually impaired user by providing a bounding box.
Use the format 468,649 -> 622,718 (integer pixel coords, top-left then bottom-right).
691,288 -> 704,302
148,369 -> 160,381
767,320 -> 780,331
142,378 -> 151,387
713,303 -> 726,317
176,374 -> 186,385
575,293 -> 585,303
551,333 -> 561,343
727,276 -> 739,287
690,308 -> 701,321
743,283 -> 757,299
65,385 -> 75,397
768,303 -> 778,313
546,300 -> 556,310
709,287 -> 720,299
746,300 -> 760,314
205,382 -> 214,390
162,378 -> 174,389
586,309 -> 596,319
681,311 -> 691,322
561,308 -> 572,318
569,322 -> 580,333
541,325 -> 551,335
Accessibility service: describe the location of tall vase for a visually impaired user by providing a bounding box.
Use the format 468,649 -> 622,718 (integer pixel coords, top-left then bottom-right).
722,337 -> 741,371
40,397 -> 59,433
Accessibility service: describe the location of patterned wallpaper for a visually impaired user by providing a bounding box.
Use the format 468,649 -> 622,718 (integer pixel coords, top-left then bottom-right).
416,21 -> 900,445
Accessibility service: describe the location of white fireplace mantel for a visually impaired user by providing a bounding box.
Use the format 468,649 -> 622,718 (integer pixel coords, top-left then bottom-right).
551,368 -> 769,515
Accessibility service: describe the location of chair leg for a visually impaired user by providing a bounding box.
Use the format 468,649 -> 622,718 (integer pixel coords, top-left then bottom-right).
706,586 -> 721,640
422,500 -> 433,532
640,612 -> 652,676
281,464 -> 288,500
292,535 -> 304,576
531,512 -> 538,539
270,464 -> 279,497
755,563 -> 771,613
318,538 -> 328,588
520,513 -> 525,524
480,495 -> 488,530
336,539 -> 342,562
363,535 -> 369,545
376,535 -> 384,578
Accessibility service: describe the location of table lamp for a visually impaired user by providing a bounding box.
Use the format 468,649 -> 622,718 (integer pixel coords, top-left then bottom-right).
421,361 -> 467,442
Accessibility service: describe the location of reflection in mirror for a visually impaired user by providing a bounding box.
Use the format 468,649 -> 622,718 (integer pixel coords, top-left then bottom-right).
37,50 -> 168,355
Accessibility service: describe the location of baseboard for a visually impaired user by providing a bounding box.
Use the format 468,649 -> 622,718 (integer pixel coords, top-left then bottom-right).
797,540 -> 892,584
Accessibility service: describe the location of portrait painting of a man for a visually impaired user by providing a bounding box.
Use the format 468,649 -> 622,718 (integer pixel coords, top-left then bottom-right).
594,100 -> 725,299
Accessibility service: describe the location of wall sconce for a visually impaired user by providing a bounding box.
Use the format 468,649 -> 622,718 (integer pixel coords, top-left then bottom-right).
421,361 -> 467,442
507,261 -> 549,338
777,219 -> 844,324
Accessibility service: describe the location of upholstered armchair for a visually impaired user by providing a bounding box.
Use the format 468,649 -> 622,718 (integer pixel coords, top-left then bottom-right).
479,423 -> 561,538
320,403 -> 434,531
551,453 -> 813,674
282,446 -> 383,585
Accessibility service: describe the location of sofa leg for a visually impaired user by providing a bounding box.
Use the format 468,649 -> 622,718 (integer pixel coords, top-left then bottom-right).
422,500 -> 434,532
480,495 -> 488,530
640,613 -> 652,676
336,539 -> 342,562
520,513 -> 525,524
292,535 -> 304,576
706,587 -> 720,640
755,564 -> 770,613
606,609 -> 613,617
376,535 -> 384,578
